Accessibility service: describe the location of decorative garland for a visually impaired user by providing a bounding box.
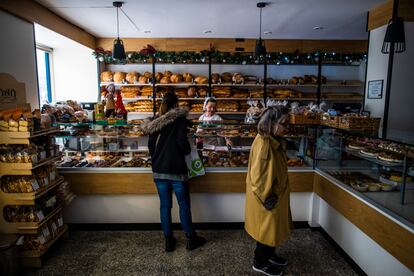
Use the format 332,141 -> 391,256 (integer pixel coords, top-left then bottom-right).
92,47 -> 367,65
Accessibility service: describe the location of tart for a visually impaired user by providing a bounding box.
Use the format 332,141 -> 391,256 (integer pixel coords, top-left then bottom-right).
378,151 -> 404,163
360,147 -> 380,158
347,142 -> 364,150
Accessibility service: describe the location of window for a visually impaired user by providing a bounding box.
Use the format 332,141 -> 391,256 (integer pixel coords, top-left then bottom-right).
36,45 -> 54,105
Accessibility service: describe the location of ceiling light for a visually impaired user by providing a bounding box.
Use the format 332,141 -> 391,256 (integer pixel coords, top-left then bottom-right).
112,1 -> 126,60
263,31 -> 272,35
203,30 -> 212,34
313,26 -> 323,30
382,0 -> 405,54
254,2 -> 267,59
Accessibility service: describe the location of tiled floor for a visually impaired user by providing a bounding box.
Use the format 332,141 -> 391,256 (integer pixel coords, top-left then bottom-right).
24,229 -> 359,276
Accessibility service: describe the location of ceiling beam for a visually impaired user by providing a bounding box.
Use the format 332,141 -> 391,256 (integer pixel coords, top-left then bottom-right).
368,0 -> 414,31
96,38 -> 367,54
0,0 -> 96,49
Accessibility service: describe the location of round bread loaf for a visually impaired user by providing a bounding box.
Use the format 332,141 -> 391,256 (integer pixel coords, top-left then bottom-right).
126,71 -> 139,84
100,71 -> 113,82
113,72 -> 126,83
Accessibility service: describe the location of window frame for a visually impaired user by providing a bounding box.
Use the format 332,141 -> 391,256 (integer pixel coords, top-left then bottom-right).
36,43 -> 55,104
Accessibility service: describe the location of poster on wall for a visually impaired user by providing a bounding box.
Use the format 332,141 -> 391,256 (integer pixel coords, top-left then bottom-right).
367,80 -> 383,99
0,73 -> 27,110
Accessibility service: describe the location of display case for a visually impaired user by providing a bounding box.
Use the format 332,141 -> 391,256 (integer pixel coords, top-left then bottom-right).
315,125 -> 414,227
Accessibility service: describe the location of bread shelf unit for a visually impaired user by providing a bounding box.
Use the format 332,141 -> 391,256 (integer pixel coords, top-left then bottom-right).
0,128 -> 60,145
19,225 -> 68,268
0,177 -> 64,205
0,206 -> 63,234
0,156 -> 61,176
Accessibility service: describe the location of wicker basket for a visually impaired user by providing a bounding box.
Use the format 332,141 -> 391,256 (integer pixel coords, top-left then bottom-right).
289,114 -> 320,125
338,117 -> 380,131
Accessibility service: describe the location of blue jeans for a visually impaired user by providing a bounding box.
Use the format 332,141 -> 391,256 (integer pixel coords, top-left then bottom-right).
154,179 -> 194,237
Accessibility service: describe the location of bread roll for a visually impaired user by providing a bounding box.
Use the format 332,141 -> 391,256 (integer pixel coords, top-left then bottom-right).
160,76 -> 171,84
198,87 -> 208,97
232,73 -> 244,84
221,72 -> 232,83
113,72 -> 126,83
187,87 -> 197,97
155,72 -> 163,82
194,76 -> 208,84
138,76 -> 149,84
183,73 -> 193,83
143,71 -> 152,79
163,71 -> 173,78
100,71 -> 113,82
211,73 -> 220,84
126,72 -> 139,84
170,74 -> 183,83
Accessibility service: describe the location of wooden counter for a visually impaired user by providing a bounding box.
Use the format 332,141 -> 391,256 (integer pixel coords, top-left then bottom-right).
62,171 -> 314,194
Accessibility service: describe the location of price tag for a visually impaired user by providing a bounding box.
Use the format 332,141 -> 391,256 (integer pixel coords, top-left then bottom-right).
40,151 -> 47,160
50,171 -> 56,181
31,179 -> 40,191
58,217 -> 63,227
37,235 -> 46,245
51,222 -> 58,232
42,226 -> 50,238
46,196 -> 56,208
36,211 -> 45,221
44,178 -> 49,186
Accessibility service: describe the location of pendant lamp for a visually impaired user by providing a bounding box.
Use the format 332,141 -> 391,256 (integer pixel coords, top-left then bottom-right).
381,0 -> 406,54
254,2 -> 267,59
113,1 -> 126,60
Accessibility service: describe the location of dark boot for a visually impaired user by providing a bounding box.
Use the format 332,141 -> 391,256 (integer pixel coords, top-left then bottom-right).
165,235 -> 176,252
186,232 -> 206,250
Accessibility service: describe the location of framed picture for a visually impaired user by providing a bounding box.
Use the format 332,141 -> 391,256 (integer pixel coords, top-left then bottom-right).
368,80 -> 383,99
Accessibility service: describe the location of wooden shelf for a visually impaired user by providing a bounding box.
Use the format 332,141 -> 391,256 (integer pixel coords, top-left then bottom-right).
0,206 -> 63,234
0,156 -> 61,176
0,177 -> 64,205
0,128 -> 60,145
19,225 -> 68,268
155,83 -> 207,87
100,82 -> 151,87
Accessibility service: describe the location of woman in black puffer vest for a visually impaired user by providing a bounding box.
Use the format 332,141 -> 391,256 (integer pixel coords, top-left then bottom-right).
142,92 -> 206,252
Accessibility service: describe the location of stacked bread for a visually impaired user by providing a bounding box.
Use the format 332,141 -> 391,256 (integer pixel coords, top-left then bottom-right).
250,89 -> 264,98
178,101 -> 190,109
232,89 -> 249,98
120,86 -> 139,98
216,101 -> 239,112
175,88 -> 188,98
239,101 -> 250,112
140,87 -> 153,97
125,100 -> 158,112
273,89 -> 302,98
212,87 -> 231,98
190,103 -> 204,112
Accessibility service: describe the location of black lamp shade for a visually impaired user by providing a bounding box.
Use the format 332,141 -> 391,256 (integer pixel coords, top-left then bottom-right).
113,38 -> 126,60
382,17 -> 406,54
254,39 -> 266,59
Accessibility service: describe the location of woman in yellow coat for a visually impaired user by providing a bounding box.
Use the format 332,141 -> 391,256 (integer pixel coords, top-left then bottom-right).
245,105 -> 292,276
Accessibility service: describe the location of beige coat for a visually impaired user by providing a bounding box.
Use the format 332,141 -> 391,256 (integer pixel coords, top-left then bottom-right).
244,134 -> 292,247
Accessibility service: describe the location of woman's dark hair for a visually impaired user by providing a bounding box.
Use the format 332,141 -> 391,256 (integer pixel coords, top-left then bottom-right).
257,105 -> 289,137
159,92 -> 179,115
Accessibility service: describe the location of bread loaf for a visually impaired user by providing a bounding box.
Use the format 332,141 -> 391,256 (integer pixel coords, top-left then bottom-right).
160,76 -> 171,84
221,72 -> 232,83
183,73 -> 193,83
100,71 -> 113,82
113,72 -> 126,83
211,73 -> 220,84
194,76 -> 208,84
155,72 -> 163,82
170,74 -> 183,83
126,72 -> 139,84
138,76 -> 149,84
187,87 -> 197,97
163,71 -> 173,78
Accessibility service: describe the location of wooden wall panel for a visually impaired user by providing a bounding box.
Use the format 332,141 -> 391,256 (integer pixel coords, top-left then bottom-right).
61,171 -> 313,194
368,0 -> 414,31
314,173 -> 414,271
96,38 -> 367,54
0,0 -> 96,49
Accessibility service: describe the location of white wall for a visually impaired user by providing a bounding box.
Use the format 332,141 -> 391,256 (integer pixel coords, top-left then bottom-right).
34,24 -> 98,103
364,24 -> 389,134
317,195 -> 412,276
0,10 -> 39,109
387,22 -> 414,144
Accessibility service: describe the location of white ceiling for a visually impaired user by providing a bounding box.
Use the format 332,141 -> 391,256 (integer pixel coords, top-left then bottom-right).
36,0 -> 385,40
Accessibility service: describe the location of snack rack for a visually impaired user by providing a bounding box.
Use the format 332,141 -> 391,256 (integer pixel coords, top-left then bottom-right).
0,129 -> 68,268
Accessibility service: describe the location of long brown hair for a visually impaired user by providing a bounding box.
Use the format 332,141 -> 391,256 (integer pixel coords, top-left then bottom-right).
257,105 -> 289,137
159,92 -> 179,115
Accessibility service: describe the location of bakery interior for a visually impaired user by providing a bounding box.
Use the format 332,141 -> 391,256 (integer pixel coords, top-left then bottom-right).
0,0 -> 413,275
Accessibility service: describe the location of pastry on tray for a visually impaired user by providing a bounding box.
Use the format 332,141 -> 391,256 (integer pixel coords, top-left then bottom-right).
378,151 -> 404,163
359,147 -> 380,158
